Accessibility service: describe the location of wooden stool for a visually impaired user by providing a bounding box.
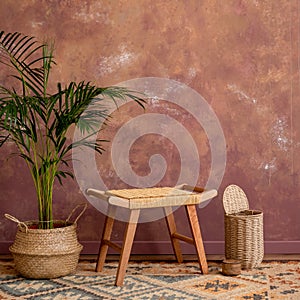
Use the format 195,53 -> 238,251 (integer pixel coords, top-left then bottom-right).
86,184 -> 217,286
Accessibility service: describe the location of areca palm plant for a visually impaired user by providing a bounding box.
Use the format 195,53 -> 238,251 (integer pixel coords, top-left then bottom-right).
0,31 -> 145,229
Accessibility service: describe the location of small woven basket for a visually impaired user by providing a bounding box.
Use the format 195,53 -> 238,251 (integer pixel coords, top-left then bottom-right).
223,185 -> 264,269
5,204 -> 87,279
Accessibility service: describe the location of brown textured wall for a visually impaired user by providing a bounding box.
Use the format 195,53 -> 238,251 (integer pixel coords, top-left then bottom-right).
0,0 -> 299,254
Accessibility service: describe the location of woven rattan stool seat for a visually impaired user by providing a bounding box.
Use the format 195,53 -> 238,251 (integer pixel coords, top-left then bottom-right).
88,185 -> 217,209
87,184 -> 218,286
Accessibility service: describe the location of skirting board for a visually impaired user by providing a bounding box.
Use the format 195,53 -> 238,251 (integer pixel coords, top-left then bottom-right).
1,241 -> 299,255
81,240 -> 299,255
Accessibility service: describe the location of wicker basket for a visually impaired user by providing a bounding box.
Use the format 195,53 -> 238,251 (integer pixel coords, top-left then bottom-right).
223,185 -> 264,269
5,204 -> 86,279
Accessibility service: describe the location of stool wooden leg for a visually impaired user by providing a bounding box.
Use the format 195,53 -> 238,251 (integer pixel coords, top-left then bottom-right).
164,207 -> 183,263
96,205 -> 117,272
185,205 -> 208,274
115,209 -> 140,286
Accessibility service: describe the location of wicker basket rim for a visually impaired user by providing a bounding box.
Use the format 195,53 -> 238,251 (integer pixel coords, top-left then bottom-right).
22,219 -> 73,225
226,209 -> 263,217
233,209 -> 262,214
16,220 -> 77,233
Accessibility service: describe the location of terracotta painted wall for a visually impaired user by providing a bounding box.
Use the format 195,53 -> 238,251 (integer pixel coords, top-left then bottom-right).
0,0 -> 299,255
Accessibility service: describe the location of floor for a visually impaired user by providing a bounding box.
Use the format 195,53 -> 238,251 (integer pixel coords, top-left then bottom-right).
0,254 -> 299,299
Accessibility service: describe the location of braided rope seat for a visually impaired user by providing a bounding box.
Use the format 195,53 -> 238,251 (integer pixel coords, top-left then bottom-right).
105,186 -> 217,209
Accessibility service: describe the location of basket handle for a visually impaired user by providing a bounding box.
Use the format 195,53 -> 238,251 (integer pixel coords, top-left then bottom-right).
4,214 -> 28,232
66,203 -> 87,224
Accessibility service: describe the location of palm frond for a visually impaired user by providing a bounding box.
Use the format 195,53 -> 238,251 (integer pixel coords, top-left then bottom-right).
0,31 -> 55,96
0,31 -> 146,227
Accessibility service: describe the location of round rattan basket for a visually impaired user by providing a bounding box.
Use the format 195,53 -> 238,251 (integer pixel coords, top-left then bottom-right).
223,185 -> 264,269
5,204 -> 86,279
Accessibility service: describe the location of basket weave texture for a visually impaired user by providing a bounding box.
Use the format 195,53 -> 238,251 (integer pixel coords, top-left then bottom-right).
9,220 -> 83,279
6,205 -> 86,279
106,187 -> 202,208
107,187 -> 198,200
223,185 -> 264,269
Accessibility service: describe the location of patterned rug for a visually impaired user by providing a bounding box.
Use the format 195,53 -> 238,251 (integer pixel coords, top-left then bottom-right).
0,259 -> 299,299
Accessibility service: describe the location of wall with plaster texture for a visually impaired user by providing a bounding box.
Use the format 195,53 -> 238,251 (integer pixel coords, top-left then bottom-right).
0,0 -> 299,254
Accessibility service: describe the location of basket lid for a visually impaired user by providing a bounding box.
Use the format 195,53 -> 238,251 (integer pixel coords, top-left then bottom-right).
222,184 -> 249,214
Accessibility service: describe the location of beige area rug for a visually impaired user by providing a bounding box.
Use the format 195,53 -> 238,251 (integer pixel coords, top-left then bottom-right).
0,259 -> 299,299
